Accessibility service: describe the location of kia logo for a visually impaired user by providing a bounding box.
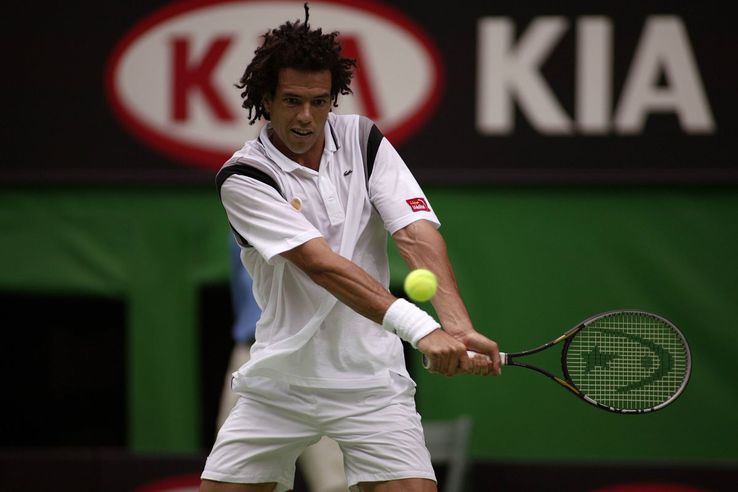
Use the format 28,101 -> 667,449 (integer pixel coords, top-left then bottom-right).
106,0 -> 444,170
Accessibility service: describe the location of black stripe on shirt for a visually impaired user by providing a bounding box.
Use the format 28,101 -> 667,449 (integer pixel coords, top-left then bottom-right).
366,124 -> 383,181
216,163 -> 283,247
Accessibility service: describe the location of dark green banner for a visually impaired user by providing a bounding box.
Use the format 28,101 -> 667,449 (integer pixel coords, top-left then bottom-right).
1,188 -> 736,463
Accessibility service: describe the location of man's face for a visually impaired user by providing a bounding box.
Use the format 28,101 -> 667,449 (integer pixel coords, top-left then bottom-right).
263,68 -> 332,167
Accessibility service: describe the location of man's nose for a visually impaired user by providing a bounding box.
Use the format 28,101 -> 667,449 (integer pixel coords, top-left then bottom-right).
297,102 -> 312,123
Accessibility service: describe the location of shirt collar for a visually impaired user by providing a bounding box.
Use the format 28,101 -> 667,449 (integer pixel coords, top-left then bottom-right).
258,115 -> 340,173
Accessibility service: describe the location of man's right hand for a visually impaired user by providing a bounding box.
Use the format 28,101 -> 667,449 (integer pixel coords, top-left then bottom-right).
416,329 -> 499,376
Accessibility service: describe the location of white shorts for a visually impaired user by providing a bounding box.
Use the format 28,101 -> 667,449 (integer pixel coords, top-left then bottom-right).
201,371 -> 436,492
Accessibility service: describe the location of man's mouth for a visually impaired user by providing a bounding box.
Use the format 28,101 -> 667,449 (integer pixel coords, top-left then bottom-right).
291,128 -> 312,137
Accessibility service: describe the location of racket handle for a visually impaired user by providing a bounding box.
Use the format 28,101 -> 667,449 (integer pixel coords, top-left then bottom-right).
469,350 -> 508,365
422,350 -> 503,368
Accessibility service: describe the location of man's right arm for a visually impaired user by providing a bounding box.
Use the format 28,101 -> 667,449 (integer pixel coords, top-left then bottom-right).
280,237 -> 476,376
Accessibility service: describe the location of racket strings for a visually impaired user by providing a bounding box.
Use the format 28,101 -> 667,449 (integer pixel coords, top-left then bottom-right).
565,312 -> 689,411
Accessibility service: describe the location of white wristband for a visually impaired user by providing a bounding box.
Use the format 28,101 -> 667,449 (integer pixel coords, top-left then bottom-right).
382,298 -> 440,348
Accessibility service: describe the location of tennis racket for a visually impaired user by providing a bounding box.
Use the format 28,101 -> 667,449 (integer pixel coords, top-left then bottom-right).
424,309 -> 692,414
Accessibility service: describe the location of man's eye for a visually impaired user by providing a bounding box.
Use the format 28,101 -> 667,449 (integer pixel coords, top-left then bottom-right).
285,98 -> 300,105
313,99 -> 329,107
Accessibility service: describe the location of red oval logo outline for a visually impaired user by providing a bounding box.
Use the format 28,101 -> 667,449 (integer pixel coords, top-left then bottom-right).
105,0 -> 445,171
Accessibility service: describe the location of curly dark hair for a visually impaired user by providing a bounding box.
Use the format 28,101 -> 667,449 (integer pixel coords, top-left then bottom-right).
235,4 -> 356,124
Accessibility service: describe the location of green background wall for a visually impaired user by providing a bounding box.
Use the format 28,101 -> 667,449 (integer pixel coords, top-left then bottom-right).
1,187 -> 736,463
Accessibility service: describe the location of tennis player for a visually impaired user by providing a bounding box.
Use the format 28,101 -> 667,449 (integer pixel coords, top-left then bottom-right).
201,7 -> 501,492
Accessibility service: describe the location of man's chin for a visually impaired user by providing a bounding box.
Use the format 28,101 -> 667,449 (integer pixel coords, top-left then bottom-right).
286,142 -> 312,156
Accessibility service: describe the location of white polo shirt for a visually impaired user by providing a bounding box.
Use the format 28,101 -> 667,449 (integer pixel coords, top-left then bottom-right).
219,112 -> 440,389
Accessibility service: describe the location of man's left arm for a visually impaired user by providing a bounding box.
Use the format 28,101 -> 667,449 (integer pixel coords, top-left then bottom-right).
393,219 -> 502,375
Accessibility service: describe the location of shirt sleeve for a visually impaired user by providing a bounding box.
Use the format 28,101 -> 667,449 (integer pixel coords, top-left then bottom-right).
221,174 -> 323,264
368,136 -> 441,234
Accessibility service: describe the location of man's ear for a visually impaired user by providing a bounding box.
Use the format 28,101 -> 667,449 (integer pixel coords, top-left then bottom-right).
262,96 -> 271,113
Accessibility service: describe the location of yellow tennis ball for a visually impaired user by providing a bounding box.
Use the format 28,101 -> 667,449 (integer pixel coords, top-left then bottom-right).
404,268 -> 438,302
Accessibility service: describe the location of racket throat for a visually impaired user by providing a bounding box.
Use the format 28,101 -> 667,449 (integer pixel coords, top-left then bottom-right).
553,377 -> 580,395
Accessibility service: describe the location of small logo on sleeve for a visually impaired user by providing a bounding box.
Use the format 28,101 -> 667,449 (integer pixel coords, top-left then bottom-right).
406,197 -> 430,212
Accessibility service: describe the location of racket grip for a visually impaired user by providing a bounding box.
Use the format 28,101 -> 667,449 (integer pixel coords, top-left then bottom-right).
422,350 -> 500,368
469,350 -> 508,365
